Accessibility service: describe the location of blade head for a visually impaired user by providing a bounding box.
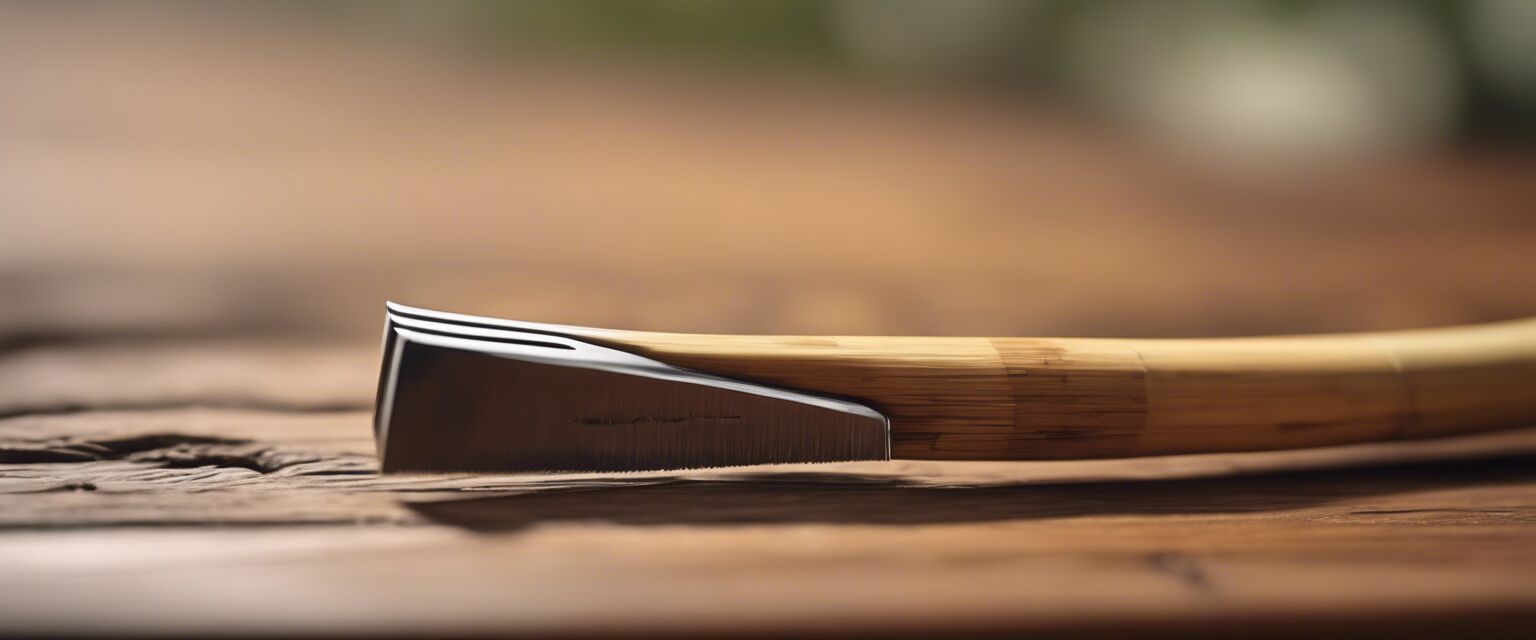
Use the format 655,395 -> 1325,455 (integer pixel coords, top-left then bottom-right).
375,308 -> 890,473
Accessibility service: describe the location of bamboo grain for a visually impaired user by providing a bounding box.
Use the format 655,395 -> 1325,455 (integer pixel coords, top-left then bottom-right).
575,319 -> 1536,460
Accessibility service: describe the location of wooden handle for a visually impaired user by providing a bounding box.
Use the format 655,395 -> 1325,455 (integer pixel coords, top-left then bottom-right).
577,319 -> 1536,460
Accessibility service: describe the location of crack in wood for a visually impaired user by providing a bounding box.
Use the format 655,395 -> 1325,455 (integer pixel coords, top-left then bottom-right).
0,434 -> 247,464
0,401 -> 369,421
127,445 -> 288,474
0,434 -> 338,476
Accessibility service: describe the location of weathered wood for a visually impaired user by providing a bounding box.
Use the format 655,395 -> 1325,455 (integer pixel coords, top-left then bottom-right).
1,396 -> 1534,637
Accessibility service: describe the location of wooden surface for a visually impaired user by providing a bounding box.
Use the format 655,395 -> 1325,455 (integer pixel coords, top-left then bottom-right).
1,7 -> 1535,638
3,395 -> 1535,637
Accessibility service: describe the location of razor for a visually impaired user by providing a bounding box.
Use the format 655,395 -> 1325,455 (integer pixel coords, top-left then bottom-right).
375,303 -> 1536,473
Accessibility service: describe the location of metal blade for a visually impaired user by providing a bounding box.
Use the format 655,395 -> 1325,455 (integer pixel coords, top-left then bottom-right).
375,306 -> 889,473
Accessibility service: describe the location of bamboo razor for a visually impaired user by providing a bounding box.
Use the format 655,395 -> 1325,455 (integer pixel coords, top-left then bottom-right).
375,303 -> 1536,473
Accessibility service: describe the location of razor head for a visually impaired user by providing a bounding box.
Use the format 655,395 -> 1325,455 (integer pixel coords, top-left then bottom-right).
375,304 -> 890,473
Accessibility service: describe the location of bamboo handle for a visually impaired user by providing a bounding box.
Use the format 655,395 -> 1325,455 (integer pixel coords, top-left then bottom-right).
580,319 -> 1536,460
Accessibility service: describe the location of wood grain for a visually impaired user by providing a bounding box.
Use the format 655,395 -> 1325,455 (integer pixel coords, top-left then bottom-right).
2,400 -> 1534,637
577,319 -> 1536,459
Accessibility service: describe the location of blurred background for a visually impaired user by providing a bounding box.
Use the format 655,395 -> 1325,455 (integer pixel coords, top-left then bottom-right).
2,0 -> 1533,345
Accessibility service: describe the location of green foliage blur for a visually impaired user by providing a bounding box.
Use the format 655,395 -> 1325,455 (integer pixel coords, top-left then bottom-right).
285,0 -> 1533,145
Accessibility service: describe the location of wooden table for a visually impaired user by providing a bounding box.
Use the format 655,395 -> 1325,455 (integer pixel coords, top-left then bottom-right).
3,373 -> 1533,637
1,8 -> 1533,637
